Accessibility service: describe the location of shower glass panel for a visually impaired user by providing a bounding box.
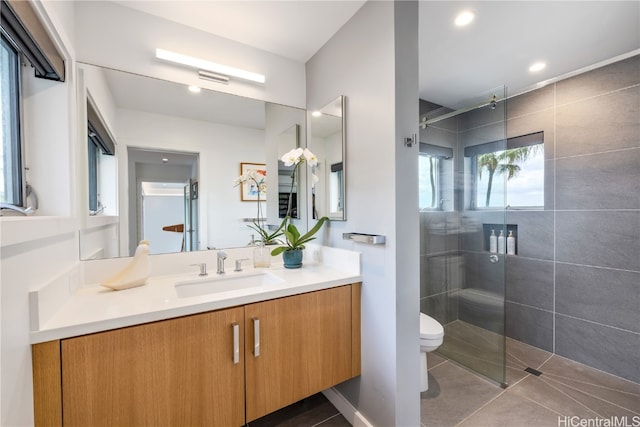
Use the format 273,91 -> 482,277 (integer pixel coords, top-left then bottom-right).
419,88 -> 507,386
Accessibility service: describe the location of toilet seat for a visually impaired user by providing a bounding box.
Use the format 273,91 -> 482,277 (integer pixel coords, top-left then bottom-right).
420,313 -> 444,340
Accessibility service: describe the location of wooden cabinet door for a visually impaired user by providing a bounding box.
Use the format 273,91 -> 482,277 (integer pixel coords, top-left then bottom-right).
244,285 -> 353,422
61,307 -> 245,427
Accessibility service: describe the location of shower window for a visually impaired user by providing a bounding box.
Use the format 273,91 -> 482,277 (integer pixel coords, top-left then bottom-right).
466,132 -> 544,209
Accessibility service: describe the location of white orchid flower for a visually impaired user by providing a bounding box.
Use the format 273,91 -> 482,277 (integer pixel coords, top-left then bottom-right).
303,148 -> 318,167
280,149 -> 297,166
280,147 -> 304,167
311,173 -> 319,188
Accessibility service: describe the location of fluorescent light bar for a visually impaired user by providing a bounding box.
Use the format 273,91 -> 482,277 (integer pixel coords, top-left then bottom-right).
156,48 -> 265,84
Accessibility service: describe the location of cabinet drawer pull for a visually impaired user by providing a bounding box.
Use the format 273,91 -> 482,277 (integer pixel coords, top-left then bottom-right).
253,318 -> 260,357
232,323 -> 240,364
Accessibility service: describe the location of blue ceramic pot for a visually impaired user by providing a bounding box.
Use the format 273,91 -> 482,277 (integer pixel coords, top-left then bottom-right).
282,248 -> 303,269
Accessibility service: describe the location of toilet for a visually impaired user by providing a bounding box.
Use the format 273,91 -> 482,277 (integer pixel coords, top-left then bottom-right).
420,313 -> 444,392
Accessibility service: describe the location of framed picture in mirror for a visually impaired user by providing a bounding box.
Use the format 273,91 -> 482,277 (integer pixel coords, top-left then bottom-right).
240,162 -> 267,201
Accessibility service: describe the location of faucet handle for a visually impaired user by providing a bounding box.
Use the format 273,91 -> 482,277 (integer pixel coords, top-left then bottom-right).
234,258 -> 250,272
190,263 -> 208,276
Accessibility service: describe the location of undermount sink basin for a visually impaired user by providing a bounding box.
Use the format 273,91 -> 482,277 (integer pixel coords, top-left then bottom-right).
175,271 -> 284,298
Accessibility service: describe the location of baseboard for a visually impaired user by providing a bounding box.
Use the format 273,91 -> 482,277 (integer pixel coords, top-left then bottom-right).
322,387 -> 374,427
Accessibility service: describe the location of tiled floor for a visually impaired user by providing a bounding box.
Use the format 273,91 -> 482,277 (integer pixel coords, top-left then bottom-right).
244,320 -> 639,427
422,321 -> 640,427
245,393 -> 350,427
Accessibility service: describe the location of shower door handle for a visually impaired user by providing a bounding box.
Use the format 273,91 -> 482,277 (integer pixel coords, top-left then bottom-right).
489,255 -> 499,263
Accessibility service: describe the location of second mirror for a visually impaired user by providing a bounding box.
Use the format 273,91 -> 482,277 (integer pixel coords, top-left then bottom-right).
309,95 -> 346,221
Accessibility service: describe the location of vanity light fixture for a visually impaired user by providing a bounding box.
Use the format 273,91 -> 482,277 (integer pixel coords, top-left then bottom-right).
188,85 -> 201,93
155,48 -> 265,84
529,61 -> 547,72
454,10 -> 475,27
198,70 -> 230,85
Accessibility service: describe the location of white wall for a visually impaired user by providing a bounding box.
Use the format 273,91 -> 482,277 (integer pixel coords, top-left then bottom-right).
74,1 -> 306,108
116,109 -> 266,252
306,2 -> 420,426
0,1 -> 78,424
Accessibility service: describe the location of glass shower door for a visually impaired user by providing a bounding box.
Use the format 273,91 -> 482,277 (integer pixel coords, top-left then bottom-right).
420,87 -> 507,386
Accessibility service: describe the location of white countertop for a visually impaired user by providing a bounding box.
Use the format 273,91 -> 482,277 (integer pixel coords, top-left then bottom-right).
31,262 -> 362,344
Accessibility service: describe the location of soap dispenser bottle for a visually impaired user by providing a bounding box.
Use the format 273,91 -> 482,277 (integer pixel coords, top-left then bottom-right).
253,240 -> 271,268
497,230 -> 505,254
489,230 -> 497,253
507,230 -> 516,255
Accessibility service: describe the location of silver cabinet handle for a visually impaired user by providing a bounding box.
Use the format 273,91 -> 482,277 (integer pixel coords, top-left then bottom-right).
232,323 -> 240,364
253,318 -> 260,357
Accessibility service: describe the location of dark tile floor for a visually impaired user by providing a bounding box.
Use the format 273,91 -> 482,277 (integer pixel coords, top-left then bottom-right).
422,321 -> 640,427
245,393 -> 350,427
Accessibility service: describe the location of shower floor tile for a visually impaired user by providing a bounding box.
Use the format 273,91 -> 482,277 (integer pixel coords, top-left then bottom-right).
422,323 -> 640,427
457,392 -> 561,427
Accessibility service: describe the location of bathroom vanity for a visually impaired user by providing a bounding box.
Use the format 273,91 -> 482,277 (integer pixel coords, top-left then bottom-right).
30,248 -> 361,426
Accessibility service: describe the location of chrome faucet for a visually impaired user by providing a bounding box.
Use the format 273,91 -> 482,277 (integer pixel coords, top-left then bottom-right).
234,258 -> 250,272
190,263 -> 208,276
217,251 -> 228,274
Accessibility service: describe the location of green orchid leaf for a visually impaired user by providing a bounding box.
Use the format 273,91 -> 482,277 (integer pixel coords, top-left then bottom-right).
295,236 -> 316,246
297,216 -> 329,243
270,246 -> 287,256
287,223 -> 301,242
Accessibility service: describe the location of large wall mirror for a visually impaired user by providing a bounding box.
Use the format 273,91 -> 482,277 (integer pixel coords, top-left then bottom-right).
308,96 -> 346,221
77,63 -> 307,260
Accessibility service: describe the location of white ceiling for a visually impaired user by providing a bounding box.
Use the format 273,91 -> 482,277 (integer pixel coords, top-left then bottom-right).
113,0 -> 366,63
419,1 -> 640,109
109,0 -> 639,114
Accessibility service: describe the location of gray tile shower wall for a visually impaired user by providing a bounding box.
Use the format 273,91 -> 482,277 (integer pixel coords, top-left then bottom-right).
420,53 -> 640,384
506,54 -> 640,382
555,264 -> 640,333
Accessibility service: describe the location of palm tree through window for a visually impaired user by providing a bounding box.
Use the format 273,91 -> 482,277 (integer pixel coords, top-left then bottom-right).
467,132 -> 545,209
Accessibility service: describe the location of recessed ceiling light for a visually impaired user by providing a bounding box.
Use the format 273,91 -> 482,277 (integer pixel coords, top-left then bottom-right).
188,85 -> 201,93
529,62 -> 547,72
162,158 -> 169,163
311,111 -> 322,117
454,10 -> 475,27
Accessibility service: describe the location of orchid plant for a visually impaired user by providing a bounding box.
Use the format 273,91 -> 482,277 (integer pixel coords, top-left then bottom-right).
270,147 -> 329,256
233,168 -> 284,245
